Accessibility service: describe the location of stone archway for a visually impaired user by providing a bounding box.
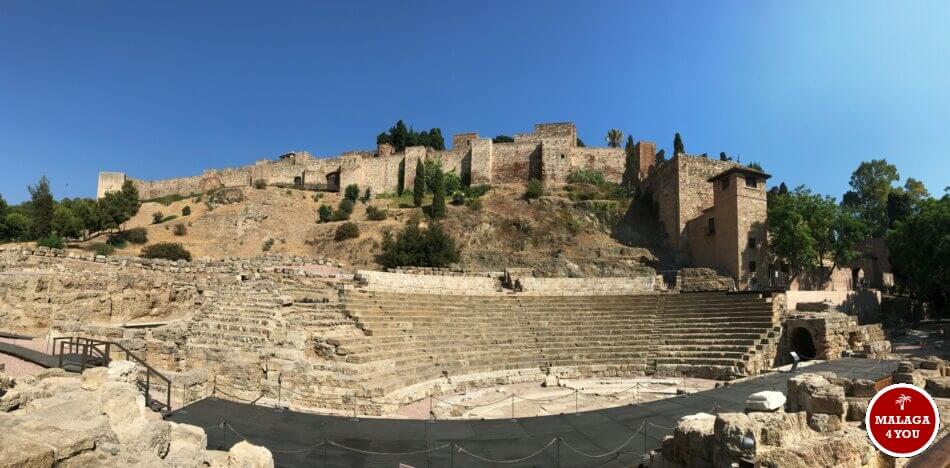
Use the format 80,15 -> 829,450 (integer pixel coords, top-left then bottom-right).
790,327 -> 818,360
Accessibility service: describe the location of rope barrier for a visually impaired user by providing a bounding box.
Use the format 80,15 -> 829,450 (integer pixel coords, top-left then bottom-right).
225,423 -> 328,454
212,386 -> 260,403
560,422 -> 644,458
327,440 -> 450,456
513,390 -> 578,402
457,438 -> 557,464
646,421 -> 678,430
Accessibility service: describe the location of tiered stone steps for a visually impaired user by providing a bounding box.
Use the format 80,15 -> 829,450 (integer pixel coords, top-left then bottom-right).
189,283 -> 282,350
340,290 -> 779,394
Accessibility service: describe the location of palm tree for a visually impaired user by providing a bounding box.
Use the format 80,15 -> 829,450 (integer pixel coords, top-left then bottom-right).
896,394 -> 911,410
605,129 -> 624,148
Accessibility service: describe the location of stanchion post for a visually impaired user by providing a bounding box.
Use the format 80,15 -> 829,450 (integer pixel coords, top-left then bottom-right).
428,395 -> 434,423
556,436 -> 561,468
643,420 -> 647,458
636,383 -> 640,405
221,420 -> 227,450
510,395 -> 515,420
212,375 -> 217,398
574,390 -> 578,416
451,443 -> 456,468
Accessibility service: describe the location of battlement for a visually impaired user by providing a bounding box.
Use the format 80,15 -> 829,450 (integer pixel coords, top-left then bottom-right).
97,121 -> 660,200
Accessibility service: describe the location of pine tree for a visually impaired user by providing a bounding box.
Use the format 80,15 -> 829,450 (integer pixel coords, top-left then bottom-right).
655,149 -> 666,163
29,176 -> 54,239
673,133 -> 684,155
429,128 -> 445,150
392,120 -> 410,151
720,152 -> 729,161
413,159 -> 426,207
430,168 -> 446,219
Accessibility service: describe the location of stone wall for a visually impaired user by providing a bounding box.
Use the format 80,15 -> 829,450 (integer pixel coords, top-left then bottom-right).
517,276 -> 654,295
785,290 -> 882,321
355,270 -> 501,294
356,269 -> 655,295
99,121 -> 648,199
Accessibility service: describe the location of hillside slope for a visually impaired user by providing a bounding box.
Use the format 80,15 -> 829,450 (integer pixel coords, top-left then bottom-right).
79,185 -> 670,276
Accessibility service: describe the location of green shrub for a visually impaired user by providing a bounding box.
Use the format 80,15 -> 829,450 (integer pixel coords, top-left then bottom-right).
173,223 -> 187,236
262,238 -> 274,251
37,235 -> 64,249
443,171 -> 462,194
142,193 -> 196,206
366,205 -> 388,221
334,222 -> 360,241
105,236 -> 127,248
182,206 -> 191,216
466,198 -> 483,211
332,199 -> 355,221
285,189 -> 292,196
141,242 -> 192,261
360,188 -> 372,204
430,170 -> 446,219
162,215 -> 178,223
253,179 -> 266,189
566,170 -> 606,186
451,191 -> 465,205
344,184 -> 360,202
525,179 -> 544,199
378,223 -> 460,268
318,204 -> 333,222
312,193 -> 323,202
125,227 -> 148,244
464,184 -> 492,199
152,211 -> 164,224
89,242 -> 115,256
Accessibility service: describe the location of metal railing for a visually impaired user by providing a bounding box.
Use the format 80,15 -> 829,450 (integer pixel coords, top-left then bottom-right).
51,336 -> 172,413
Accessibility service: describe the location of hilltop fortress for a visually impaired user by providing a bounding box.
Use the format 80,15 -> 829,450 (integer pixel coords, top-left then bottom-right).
98,122 -> 655,199
98,121 -> 775,288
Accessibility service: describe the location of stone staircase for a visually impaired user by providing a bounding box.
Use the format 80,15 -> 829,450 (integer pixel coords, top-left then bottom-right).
188,282 -> 282,351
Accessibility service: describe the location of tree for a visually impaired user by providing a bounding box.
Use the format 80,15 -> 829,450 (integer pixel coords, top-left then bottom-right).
52,205 -> 83,239
377,222 -> 460,268
318,204 -> 333,222
886,190 -> 914,228
621,136 -> 639,192
887,196 -> 949,318
747,162 -> 764,171
605,129 -> 624,148
413,159 -> 426,207
428,128 -> 445,150
673,133 -> 685,155
0,194 -> 7,240
377,120 -> 445,151
655,149 -> 666,163
492,135 -> 514,144
525,179 -> 544,199
719,152 -> 730,161
842,159 -> 899,236
903,178 -> 929,202
430,167 -> 446,219
28,176 -> 54,239
4,212 -> 31,241
768,186 -> 868,285
576,138 -> 585,147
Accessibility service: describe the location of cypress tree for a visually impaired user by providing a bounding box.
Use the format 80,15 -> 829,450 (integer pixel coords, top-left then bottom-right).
413,159 -> 426,207
622,136 -> 638,191
673,133 -> 684,155
430,168 -> 446,219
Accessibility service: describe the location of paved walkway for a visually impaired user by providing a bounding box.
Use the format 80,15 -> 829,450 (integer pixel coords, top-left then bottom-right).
168,358 -> 897,467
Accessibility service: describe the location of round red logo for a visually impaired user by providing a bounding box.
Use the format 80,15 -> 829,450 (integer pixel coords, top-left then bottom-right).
865,383 -> 940,457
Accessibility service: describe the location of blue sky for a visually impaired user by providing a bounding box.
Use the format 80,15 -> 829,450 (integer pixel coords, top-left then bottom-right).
2,1 -> 948,203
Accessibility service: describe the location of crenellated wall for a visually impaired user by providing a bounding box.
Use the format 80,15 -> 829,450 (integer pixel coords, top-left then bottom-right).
98,122 -> 655,200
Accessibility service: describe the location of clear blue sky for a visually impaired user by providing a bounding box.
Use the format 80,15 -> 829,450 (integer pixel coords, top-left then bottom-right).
2,1 -> 948,203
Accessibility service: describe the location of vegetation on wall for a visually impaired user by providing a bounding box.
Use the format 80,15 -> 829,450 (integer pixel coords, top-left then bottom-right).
413,159 -> 426,207
141,242 -> 192,261
492,135 -> 514,143
605,129 -> 623,148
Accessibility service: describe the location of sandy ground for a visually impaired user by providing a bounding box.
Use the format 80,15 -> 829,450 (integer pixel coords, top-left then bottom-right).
0,336 -> 50,377
390,377 -> 719,420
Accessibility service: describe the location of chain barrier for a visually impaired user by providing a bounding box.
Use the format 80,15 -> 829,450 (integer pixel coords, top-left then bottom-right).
560,422 -> 644,458
226,423 -> 327,454
326,440 -> 450,456
646,421 -> 678,430
457,438 -> 557,464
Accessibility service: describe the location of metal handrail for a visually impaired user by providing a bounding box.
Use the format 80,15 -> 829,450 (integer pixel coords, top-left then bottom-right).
51,336 -> 172,413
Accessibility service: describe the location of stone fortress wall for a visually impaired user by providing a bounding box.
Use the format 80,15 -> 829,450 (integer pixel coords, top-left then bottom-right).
97,122 -> 629,200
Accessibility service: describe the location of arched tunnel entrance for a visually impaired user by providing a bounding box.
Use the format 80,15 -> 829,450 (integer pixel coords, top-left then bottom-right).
790,327 -> 818,360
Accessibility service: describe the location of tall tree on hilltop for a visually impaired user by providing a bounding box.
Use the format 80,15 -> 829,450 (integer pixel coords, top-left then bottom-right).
605,129 -> 624,148
29,176 -> 54,239
413,159 -> 426,207
655,149 -> 666,163
622,136 -> 639,193
720,152 -> 730,161
673,133 -> 685,155
391,120 -> 410,151
492,135 -> 514,144
430,167 -> 446,219
841,159 -> 899,237
576,137 -> 586,147
428,128 -> 445,150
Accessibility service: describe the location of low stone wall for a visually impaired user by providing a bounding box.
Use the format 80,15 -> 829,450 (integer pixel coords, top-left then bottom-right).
786,290 -> 881,321
355,270 -> 501,294
357,270 -> 655,296
518,276 -> 654,295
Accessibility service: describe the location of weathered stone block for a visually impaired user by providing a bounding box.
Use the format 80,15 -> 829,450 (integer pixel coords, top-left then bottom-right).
804,384 -> 847,417
925,376 -> 950,398
807,413 -> 841,433
745,391 -> 785,412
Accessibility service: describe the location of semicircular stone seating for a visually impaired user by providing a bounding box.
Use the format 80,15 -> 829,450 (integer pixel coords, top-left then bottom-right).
336,289 -> 782,398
